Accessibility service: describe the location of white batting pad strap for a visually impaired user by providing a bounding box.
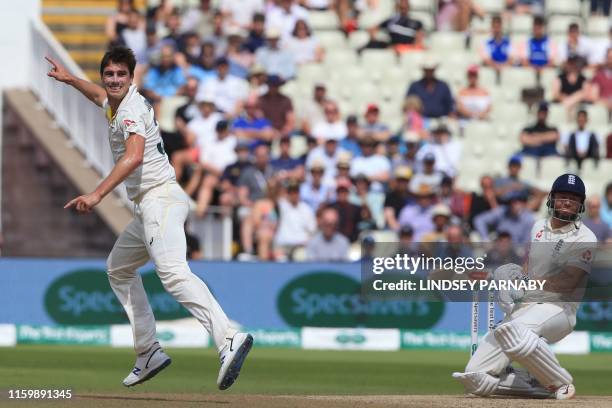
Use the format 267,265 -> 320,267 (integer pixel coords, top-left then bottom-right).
494,368 -> 552,398
494,323 -> 573,389
452,371 -> 499,396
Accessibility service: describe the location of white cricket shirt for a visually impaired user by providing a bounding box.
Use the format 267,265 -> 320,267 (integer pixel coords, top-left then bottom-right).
103,85 -> 176,200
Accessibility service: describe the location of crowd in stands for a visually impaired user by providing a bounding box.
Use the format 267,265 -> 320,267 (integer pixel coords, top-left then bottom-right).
104,0 -> 612,261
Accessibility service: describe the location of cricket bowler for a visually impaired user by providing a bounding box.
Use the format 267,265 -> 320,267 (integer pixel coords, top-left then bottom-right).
45,47 -> 252,390
453,173 -> 597,399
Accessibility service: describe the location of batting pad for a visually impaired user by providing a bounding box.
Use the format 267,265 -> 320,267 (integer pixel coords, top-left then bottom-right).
494,322 -> 573,389
494,367 -> 553,398
452,371 -> 499,396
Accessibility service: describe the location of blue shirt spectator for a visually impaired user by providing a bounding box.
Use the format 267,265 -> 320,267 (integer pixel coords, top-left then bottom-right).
473,196 -> 535,244
142,45 -> 186,99
406,59 -> 454,118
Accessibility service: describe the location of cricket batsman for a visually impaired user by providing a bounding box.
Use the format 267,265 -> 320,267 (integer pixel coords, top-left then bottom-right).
453,173 -> 597,399
45,47 -> 252,390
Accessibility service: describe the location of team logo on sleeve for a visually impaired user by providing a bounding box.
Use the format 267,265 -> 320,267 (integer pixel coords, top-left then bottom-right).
535,229 -> 543,240
581,250 -> 592,263
123,119 -> 136,127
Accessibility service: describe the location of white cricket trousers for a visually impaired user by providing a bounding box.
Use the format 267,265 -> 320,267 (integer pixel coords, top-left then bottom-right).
106,181 -> 235,354
466,302 -> 574,374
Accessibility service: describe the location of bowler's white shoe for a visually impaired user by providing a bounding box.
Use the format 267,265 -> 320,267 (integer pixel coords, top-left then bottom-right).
217,332 -> 253,390
555,384 -> 575,400
122,342 -> 171,387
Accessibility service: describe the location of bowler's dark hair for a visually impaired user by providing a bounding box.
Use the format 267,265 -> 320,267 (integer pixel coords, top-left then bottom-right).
100,46 -> 136,77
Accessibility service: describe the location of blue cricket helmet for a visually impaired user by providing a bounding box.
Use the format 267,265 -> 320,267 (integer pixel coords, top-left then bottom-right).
547,173 -> 586,221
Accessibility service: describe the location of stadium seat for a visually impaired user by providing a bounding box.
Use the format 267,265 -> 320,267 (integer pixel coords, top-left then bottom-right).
587,104 -> 609,126
361,49 -> 398,71
469,33 -> 488,52
470,15 -> 491,34
500,67 -> 537,91
297,63 -> 326,85
538,67 -> 559,100
586,16 -> 610,37
323,50 -> 359,71
464,121 -> 495,144
317,31 -> 347,50
410,11 -> 435,32
547,103 -> 569,126
474,0 -> 504,14
546,0 -> 581,16
410,0 -> 434,12
547,15 -> 582,35
519,155 -> 539,181
491,103 -> 529,124
510,15 -> 534,34
158,96 -> 188,133
308,11 -> 339,31
348,30 -> 370,49
429,32 -> 467,53
399,51 -> 425,73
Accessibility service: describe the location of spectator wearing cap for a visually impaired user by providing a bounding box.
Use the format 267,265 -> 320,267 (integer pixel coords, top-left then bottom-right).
350,174 -> 385,228
270,136 -> 304,181
350,136 -> 392,188
582,196 -> 611,242
384,166 -> 413,231
259,75 -> 295,136
306,207 -> 350,261
180,0 -> 215,39
275,180 -> 317,259
299,83 -> 329,136
142,44 -> 187,103
187,41 -> 217,85
520,102 -> 559,158
398,185 -> 436,241
339,115 -> 362,157
283,19 -> 324,65
306,129 -> 347,186
220,0 -> 264,30
162,76 -> 200,161
243,12 -> 267,53
172,92 -> 223,183
386,135 -> 403,167
421,204 -> 452,243
493,155 -> 543,210
410,152 -> 444,194
255,27 -> 297,80
394,131 -> 421,170
330,178 -> 364,242
439,175 -> 467,219
225,27 -> 253,79
335,152 -> 352,179
265,0 -> 309,41
300,161 -> 334,212
247,64 -> 269,97
588,48 -> 612,112
361,104 -> 391,141
479,15 -> 512,73
456,65 -> 492,121
468,175 -> 498,229
517,16 -> 558,70
219,140 -> 252,210
415,123 -> 461,178
361,0 -> 424,53
232,95 -> 276,142
198,56 -> 249,117
562,109 -> 600,170
311,100 -> 348,143
552,55 -> 589,119
195,120 -> 237,217
474,192 -> 535,244
406,56 -> 454,119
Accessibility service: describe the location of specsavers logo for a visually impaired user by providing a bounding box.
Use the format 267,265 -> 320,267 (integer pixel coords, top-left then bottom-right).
44,269 -> 190,324
277,272 -> 444,328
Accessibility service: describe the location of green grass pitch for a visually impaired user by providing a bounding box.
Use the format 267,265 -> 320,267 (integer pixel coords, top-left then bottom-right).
1,345 -> 611,396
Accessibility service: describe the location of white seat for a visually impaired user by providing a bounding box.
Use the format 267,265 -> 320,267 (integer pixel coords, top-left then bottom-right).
470,15 -> 491,34
323,50 -> 358,71
429,32 -> 467,53
538,67 -> 559,100
474,0 -> 504,14
540,156 -> 571,186
546,0 -> 581,16
348,30 -> 370,50
360,48 -> 398,68
410,0 -> 434,12
464,121 -> 495,144
491,103 -> 529,124
158,96 -> 188,132
399,51 -> 426,72
586,104 -> 609,126
548,16 -> 582,35
316,31 -> 347,51
500,66 -> 537,88
297,63 -> 326,85
547,103 -> 569,127
510,15 -> 534,34
410,11 -> 434,32
586,16 -> 611,37
307,11 -> 339,31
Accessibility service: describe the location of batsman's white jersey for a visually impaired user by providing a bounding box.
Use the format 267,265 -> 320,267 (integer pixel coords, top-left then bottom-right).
103,85 -> 175,200
523,218 -> 597,318
104,85 -> 235,354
